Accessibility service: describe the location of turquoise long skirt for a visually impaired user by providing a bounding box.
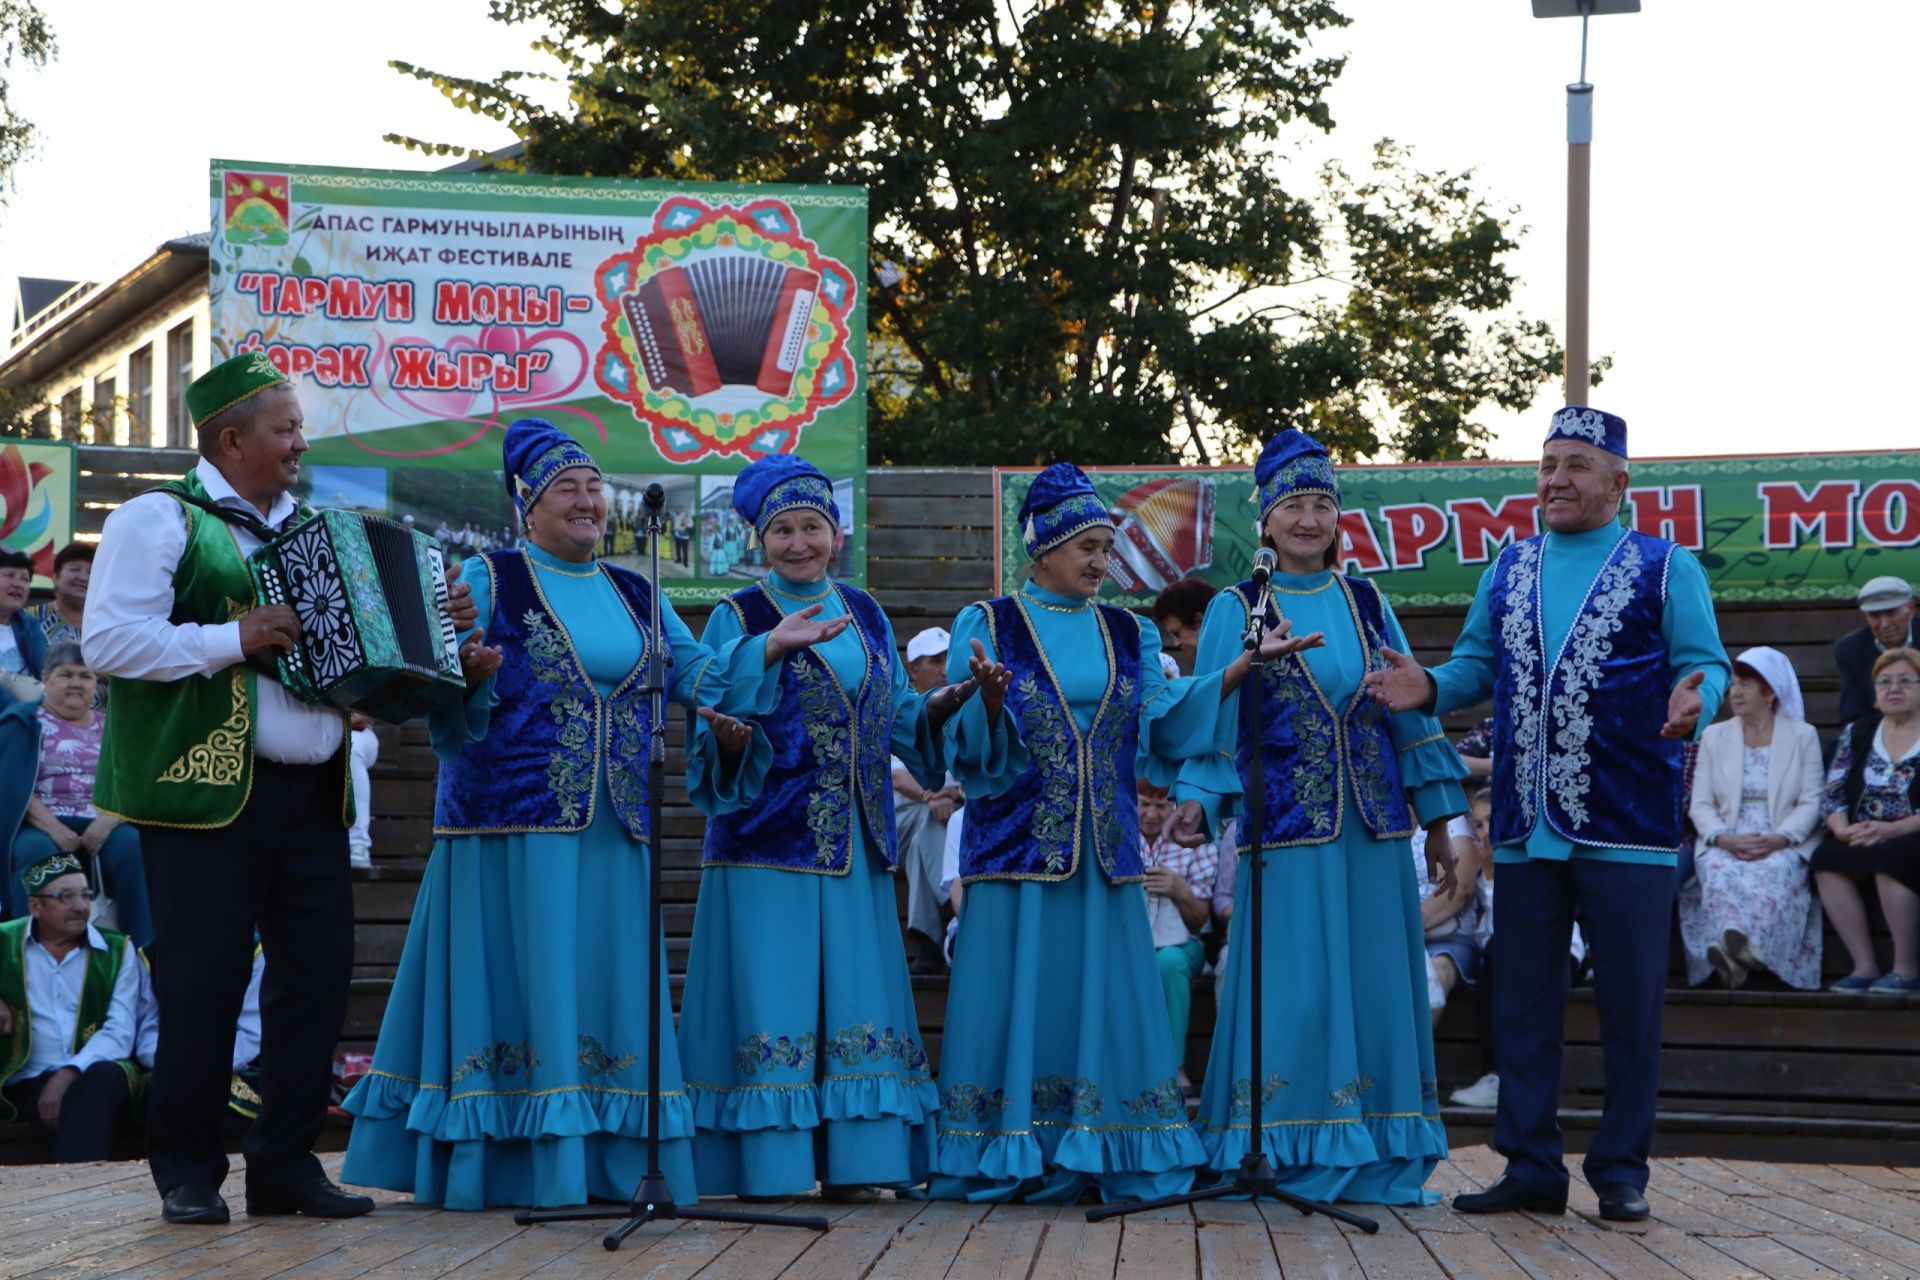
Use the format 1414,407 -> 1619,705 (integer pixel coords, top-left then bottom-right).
927,865 -> 1206,1204
1194,802 -> 1448,1205
678,837 -> 937,1197
339,817 -> 697,1210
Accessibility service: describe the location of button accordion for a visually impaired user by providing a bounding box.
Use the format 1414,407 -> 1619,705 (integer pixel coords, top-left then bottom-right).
621,257 -> 820,399
248,510 -> 465,723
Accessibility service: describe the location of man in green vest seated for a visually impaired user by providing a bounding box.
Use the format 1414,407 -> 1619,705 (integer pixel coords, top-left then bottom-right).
84,352 -> 459,1225
0,852 -> 142,1162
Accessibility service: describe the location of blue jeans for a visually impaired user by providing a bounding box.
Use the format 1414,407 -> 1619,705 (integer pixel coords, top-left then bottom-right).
13,816 -> 153,948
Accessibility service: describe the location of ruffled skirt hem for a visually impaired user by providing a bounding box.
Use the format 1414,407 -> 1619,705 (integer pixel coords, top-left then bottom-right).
344,1069 -> 695,1144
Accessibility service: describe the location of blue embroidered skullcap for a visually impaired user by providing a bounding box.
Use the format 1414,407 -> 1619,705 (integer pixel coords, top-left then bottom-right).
732,453 -> 840,533
1545,405 -> 1628,459
503,418 -> 599,519
1018,462 -> 1115,560
23,851 -> 83,895
1253,428 -> 1340,525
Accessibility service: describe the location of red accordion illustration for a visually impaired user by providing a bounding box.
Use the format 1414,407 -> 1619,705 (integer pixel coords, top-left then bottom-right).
620,257 -> 821,399
1108,475 -> 1218,595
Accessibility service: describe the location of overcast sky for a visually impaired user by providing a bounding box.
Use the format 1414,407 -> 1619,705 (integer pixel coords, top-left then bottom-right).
1,0 -> 1909,462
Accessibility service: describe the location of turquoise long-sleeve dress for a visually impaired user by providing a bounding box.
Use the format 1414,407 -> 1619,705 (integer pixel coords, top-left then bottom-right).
341,543 -> 755,1210
1176,569 -> 1467,1206
678,572 -> 943,1197
927,582 -> 1224,1204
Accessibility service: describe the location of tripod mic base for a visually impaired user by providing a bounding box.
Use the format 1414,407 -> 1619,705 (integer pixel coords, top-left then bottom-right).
515,1173 -> 830,1249
1084,1153 -> 1380,1233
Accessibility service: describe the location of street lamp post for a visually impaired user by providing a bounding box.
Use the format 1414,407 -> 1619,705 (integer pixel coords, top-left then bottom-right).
1532,0 -> 1640,405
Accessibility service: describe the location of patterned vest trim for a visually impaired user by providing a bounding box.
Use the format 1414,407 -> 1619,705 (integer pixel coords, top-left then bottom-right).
1488,529 -> 1684,852
0,919 -> 139,1122
1227,575 -> 1412,852
958,595 -> 1143,884
702,581 -> 898,874
433,550 -> 663,842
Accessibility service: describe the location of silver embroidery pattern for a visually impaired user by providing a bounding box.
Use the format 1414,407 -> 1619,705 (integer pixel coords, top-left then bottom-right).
1549,406 -> 1609,446
1498,540 -> 1544,831
1546,537 -> 1644,828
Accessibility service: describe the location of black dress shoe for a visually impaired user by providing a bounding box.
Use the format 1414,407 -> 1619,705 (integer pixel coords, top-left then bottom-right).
246,1175 -> 374,1219
1594,1182 -> 1650,1222
1453,1176 -> 1567,1216
161,1185 -> 231,1225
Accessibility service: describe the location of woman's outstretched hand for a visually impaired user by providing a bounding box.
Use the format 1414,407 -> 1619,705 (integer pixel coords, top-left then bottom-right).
698,707 -> 755,761
925,678 -> 979,731
1255,617 -> 1326,662
460,626 -> 505,691
1167,799 -> 1209,848
765,602 -> 852,665
968,638 -> 1013,728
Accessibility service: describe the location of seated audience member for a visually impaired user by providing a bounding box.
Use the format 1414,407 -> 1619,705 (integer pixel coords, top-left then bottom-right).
1835,578 -> 1917,732
1137,779 -> 1217,1086
11,643 -> 153,948
0,853 -> 142,1161
28,543 -> 91,649
1210,825 -> 1237,1009
1150,577 -> 1219,677
940,805 -> 965,963
893,626 -> 962,973
0,547 -> 46,704
1412,810 -> 1483,1027
1812,646 -> 1920,992
1455,716 -> 1494,780
1679,647 -> 1825,989
348,717 -> 378,871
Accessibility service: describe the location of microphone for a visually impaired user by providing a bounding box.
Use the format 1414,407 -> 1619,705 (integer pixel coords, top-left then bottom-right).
642,482 -> 666,512
1250,547 -> 1277,587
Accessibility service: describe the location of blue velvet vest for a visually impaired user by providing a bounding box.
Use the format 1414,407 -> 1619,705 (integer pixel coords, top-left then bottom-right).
1229,576 -> 1413,852
958,596 -> 1144,884
1488,529 -> 1684,852
701,582 -> 899,874
434,551 -> 660,842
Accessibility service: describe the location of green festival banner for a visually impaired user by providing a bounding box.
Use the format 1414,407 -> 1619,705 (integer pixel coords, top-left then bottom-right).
995,452 -> 1920,607
209,161 -> 869,601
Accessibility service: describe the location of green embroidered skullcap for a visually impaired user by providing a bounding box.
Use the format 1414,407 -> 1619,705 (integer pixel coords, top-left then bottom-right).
23,851 -> 84,895
186,352 -> 289,429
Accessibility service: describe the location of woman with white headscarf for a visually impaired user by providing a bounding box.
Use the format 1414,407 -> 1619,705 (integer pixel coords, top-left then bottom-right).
1679,646 -> 1826,989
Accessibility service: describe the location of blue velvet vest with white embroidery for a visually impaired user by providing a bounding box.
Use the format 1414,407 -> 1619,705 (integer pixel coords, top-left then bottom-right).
1229,576 -> 1413,851
701,582 -> 898,874
1488,529 -> 1683,852
434,551 -> 659,842
958,596 -> 1144,883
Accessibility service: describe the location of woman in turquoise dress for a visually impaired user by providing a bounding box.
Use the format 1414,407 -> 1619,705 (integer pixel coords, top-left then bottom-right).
929,462 -> 1310,1205
679,454 -> 986,1200
1173,429 -> 1468,1206
340,420 -> 839,1210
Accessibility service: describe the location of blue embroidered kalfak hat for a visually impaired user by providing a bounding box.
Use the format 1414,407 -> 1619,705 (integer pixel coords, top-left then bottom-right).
503,418 -> 599,520
1019,462 -> 1114,560
732,454 -> 839,533
1254,428 -> 1340,525
1546,405 -> 1628,459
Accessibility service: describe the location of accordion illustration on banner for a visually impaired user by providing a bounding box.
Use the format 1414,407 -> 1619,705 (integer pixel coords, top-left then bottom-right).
620,256 -> 821,399
1108,475 -> 1218,595
248,510 -> 464,723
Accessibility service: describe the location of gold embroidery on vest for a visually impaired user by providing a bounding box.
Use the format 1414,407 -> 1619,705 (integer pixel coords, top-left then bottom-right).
158,667 -> 251,786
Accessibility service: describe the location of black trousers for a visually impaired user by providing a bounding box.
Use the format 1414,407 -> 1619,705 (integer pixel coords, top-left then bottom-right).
3,1061 -> 132,1162
141,758 -> 353,1195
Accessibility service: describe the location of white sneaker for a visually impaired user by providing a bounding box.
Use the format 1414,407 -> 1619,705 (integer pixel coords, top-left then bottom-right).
1449,1073 -> 1499,1108
349,848 -> 373,870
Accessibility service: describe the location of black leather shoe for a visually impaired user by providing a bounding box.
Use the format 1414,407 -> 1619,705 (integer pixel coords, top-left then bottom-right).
246,1175 -> 374,1219
1453,1176 -> 1567,1216
161,1185 -> 231,1225
1594,1182 -> 1650,1222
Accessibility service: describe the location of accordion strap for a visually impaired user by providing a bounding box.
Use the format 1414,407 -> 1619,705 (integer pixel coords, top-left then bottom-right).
144,485 -> 286,545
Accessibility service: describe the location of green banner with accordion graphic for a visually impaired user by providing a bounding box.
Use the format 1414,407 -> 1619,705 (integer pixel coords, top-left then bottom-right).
995,452 -> 1920,607
209,160 -> 868,602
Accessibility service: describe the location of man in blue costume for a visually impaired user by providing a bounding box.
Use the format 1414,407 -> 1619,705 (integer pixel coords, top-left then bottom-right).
1366,406 -> 1729,1223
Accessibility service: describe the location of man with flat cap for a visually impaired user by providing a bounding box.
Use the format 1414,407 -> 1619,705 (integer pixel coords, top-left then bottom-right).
1366,406 -> 1729,1222
84,353 -> 473,1225
1836,576 -> 1918,732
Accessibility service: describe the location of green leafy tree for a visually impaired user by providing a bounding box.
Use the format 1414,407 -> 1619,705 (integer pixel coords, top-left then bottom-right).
394,1 -> 1564,465
0,0 -> 54,200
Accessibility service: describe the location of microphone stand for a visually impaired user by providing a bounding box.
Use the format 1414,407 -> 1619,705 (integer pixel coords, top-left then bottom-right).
516,488 -> 829,1248
1088,569 -> 1377,1234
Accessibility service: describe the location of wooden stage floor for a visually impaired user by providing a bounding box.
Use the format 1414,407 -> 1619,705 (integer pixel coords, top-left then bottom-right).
8,1146 -> 1920,1278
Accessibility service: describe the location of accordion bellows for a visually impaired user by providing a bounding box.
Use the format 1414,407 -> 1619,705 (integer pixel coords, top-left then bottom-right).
249,510 -> 464,723
1108,475 -> 1218,595
622,255 -> 820,399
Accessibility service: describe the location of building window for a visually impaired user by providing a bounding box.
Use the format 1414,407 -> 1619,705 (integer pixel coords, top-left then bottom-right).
128,346 -> 154,447
166,322 -> 195,448
91,373 -> 116,444
59,388 -> 81,441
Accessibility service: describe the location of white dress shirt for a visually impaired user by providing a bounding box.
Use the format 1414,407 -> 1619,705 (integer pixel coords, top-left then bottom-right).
10,924 -> 142,1085
83,457 -> 342,764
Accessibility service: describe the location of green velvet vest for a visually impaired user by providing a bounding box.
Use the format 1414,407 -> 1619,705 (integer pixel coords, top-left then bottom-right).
0,917 -> 139,1120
